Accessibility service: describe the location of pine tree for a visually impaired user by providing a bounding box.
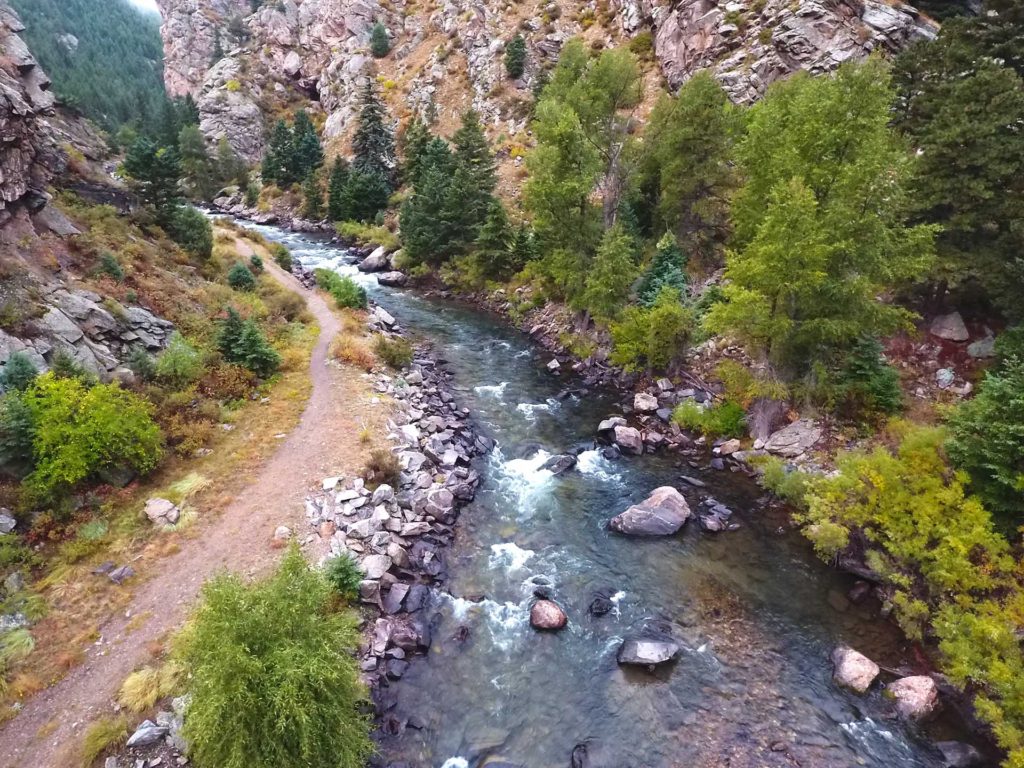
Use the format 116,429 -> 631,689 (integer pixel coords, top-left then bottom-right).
505,34 -> 527,79
261,119 -> 293,186
123,137 -> 183,227
474,198 -> 514,280
0,352 -> 38,393
291,109 -> 324,180
217,308 -> 246,358
370,23 -> 390,58
178,124 -> 218,200
340,169 -> 391,223
351,80 -> 395,186
327,157 -> 350,221
637,232 -> 688,307
402,119 -> 431,186
235,320 -> 280,378
211,29 -> 224,65
451,110 -> 497,229
508,224 -> 539,275
302,173 -> 324,220
400,165 -> 453,265
580,223 -> 637,321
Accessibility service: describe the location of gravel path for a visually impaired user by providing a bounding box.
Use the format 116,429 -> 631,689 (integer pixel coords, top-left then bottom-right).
0,247 -> 374,768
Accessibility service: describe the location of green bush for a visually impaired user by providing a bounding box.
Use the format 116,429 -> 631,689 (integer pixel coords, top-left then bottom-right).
218,310 -> 280,378
0,393 -> 36,477
833,337 -> 902,420
947,357 -> 1024,522
21,373 -> 163,503
155,333 -> 203,388
505,33 -> 527,78
228,262 -> 257,291
372,335 -> 413,370
609,288 -> 693,372
170,205 -> 214,260
314,269 -> 367,310
269,243 -> 292,271
324,554 -> 363,602
370,22 -> 390,58
99,251 -> 125,281
672,399 -> 746,439
126,347 -> 156,382
177,545 -> 372,768
249,254 -> 264,274
0,352 -> 38,393
49,349 -> 96,385
757,455 -> 809,504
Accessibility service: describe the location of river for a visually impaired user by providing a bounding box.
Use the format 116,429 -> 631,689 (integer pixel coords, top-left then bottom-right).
237,221 -> 975,768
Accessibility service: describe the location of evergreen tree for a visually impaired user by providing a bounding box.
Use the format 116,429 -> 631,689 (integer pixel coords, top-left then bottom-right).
291,109 -> 324,181
339,170 -> 391,223
401,119 -> 431,186
370,23 -> 390,58
505,34 -> 527,79
217,308 -> 246,359
211,29 -> 224,64
228,263 -> 257,291
0,353 -> 38,394
351,80 -> 396,186
123,137 -> 183,227
182,94 -> 201,126
234,320 -> 280,378
302,173 -> 324,220
327,157 -> 350,221
580,224 -> 637,320
179,124 -> 218,200
400,165 -> 453,264
451,110 -> 497,229
261,119 -> 293,186
637,232 -> 688,307
508,224 -> 539,276
474,198 -> 514,280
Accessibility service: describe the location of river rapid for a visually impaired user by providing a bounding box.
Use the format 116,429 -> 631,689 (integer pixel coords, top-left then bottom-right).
238,221 -> 975,768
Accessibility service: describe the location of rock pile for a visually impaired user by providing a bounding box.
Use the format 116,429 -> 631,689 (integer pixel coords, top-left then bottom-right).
304,336 -> 492,689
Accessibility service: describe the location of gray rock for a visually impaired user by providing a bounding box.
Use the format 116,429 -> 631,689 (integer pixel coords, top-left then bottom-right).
371,484 -> 395,505
0,509 -> 15,534
613,425 -> 644,455
361,554 -> 392,579
633,392 -> 659,412
540,453 -> 576,475
935,741 -> 984,768
967,336 -> 996,359
831,646 -> 879,694
125,720 -> 168,748
358,246 -> 391,272
617,637 -> 680,667
888,675 -> 940,720
530,599 -> 567,630
546,358 -> 560,372
144,497 -> 179,526
597,416 -> 626,433
377,271 -> 408,287
936,368 -> 955,389
930,312 -> 969,342
763,419 -> 821,458
108,565 -> 135,584
609,486 -> 691,536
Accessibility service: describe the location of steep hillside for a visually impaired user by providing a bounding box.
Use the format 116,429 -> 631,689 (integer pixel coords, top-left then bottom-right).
156,0 -> 938,161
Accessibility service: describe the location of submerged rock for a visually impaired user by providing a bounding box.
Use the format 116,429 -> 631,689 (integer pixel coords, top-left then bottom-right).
831,646 -> 879,694
609,487 -> 691,536
617,636 -> 680,667
540,453 -> 577,475
529,599 -> 567,631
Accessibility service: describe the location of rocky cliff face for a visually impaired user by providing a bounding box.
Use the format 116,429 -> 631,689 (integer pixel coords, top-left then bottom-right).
156,0 -> 937,163
0,3 -> 63,223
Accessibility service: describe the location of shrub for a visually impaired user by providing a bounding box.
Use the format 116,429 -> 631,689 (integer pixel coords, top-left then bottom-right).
49,349 -> 96,385
21,374 -> 163,503
314,269 -> 368,310
79,715 -> 130,768
0,352 -> 38,393
609,288 -> 694,372
249,253 -> 264,274
176,545 -> 372,768
155,333 -> 203,388
331,335 -> 375,371
0,394 -> 36,476
126,347 -> 156,382
363,447 -> 400,488
269,242 -> 292,271
757,455 -> 809,504
627,31 -> 653,59
372,335 -> 412,370
370,22 -> 390,58
262,285 -> 307,323
99,252 -> 124,281
505,33 -> 527,78
714,359 -> 788,408
170,206 -> 214,260
832,336 -> 902,420
672,400 -> 746,438
324,554 -> 363,602
118,663 -> 183,713
947,357 -> 1024,522
218,312 -> 280,379
228,262 -> 257,291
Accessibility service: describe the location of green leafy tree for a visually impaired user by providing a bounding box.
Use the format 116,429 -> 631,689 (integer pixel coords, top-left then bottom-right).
123,137 -> 183,227
22,374 -> 163,503
637,232 -> 688,307
947,357 -> 1024,522
580,223 -> 637,321
215,137 -> 249,189
0,353 -> 38,393
370,22 -> 390,58
327,157 -> 350,221
177,545 -> 372,768
505,34 -> 527,79
610,287 -> 694,372
706,61 -> 936,369
178,124 -> 218,200
228,263 -> 257,291
639,72 -> 741,263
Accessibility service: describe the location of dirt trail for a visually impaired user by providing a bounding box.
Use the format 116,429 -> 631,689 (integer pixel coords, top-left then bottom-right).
0,244 -> 376,768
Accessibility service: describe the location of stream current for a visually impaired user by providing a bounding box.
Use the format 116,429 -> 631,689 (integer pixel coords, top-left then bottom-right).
239,221 -> 975,768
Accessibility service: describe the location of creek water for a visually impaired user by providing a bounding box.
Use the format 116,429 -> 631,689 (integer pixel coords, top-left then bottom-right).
239,221 -> 973,768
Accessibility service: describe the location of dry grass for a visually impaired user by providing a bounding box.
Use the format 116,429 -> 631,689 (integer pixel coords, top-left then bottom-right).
330,334 -> 376,371
117,661 -> 183,713
79,715 -> 129,768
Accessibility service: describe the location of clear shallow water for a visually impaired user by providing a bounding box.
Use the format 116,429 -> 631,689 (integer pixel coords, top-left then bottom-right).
237,222 -> 966,768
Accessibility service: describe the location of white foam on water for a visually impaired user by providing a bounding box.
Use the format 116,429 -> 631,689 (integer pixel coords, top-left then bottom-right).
515,398 -> 560,420
440,759 -> 469,768
489,542 -> 535,571
496,448 -> 555,513
576,449 -> 623,483
474,382 -> 508,399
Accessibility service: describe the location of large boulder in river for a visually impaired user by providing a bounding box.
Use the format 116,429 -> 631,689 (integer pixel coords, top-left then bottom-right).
376,271 -> 407,287
541,453 -> 576,475
831,646 -> 879,693
358,246 -> 391,272
530,599 -> 567,631
613,425 -> 644,455
617,636 -> 680,667
609,487 -> 690,536
888,675 -> 940,720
